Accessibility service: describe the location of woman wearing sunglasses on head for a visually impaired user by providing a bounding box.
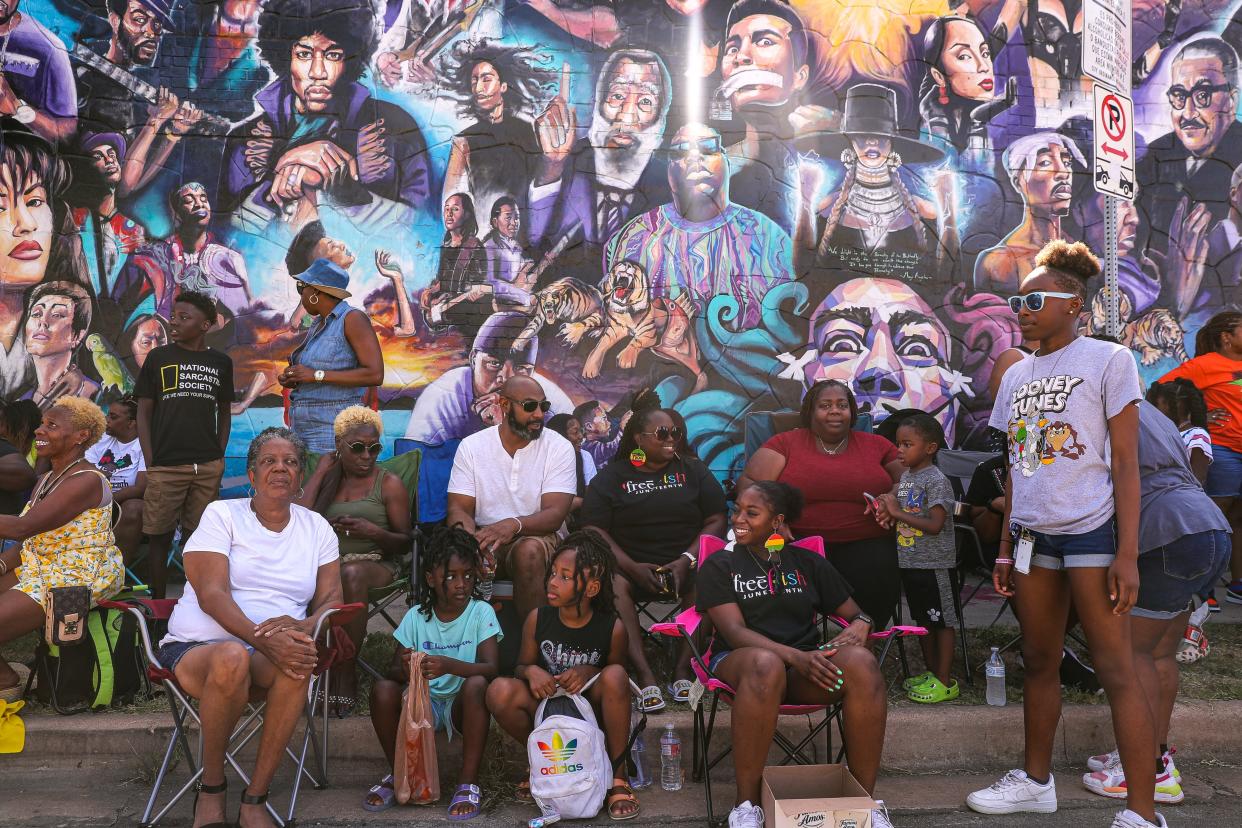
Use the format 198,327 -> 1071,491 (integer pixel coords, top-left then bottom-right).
967,241 -> 1161,828
581,406 -> 727,711
278,250 -> 384,455
299,406 -> 411,717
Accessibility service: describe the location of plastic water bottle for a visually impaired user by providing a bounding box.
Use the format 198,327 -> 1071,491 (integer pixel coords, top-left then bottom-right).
986,647 -> 1007,707
660,723 -> 682,791
628,710 -> 651,789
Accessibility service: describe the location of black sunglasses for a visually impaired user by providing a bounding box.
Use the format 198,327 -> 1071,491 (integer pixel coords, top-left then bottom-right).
347,441 -> 382,456
641,426 -> 684,442
294,280 -> 308,293
506,397 -> 552,413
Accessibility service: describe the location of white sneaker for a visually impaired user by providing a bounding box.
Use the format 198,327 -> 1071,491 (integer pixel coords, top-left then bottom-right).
1088,748 -> 1121,772
966,769 -> 1058,815
871,800 -> 894,828
727,801 -> 764,828
1163,748 -> 1182,781
1110,809 -> 1169,828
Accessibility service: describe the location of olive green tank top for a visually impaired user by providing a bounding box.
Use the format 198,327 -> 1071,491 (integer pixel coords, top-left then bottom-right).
324,472 -> 391,557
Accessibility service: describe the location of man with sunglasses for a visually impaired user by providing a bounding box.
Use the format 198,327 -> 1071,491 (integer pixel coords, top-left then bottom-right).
1137,36 -> 1242,260
605,121 -> 792,328
446,376 -> 578,620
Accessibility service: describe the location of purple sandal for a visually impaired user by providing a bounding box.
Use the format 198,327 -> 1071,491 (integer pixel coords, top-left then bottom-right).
447,783 -> 482,821
363,774 -> 396,813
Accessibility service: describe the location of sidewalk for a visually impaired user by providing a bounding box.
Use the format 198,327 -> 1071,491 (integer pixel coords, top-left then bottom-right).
5,701 -> 1241,826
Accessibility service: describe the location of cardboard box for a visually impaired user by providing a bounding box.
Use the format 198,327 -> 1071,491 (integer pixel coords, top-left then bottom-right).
761,764 -> 878,828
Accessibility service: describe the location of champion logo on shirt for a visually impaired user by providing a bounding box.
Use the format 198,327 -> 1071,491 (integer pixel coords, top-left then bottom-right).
421,638 -> 473,652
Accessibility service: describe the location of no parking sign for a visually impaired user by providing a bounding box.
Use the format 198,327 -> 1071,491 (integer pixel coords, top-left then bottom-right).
1093,84 -> 1136,202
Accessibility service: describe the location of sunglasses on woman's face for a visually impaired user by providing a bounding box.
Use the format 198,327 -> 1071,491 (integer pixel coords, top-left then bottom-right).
347,441 -> 382,456
506,397 -> 552,413
641,426 -> 684,442
294,280 -> 309,293
1007,291 -> 1078,313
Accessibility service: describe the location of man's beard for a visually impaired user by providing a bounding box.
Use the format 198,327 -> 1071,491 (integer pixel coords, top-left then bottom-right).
506,407 -> 543,440
589,108 -> 666,190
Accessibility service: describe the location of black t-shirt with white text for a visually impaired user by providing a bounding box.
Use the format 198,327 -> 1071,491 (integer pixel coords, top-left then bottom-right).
134,344 -> 234,466
696,543 -> 853,657
533,606 -> 615,674
580,456 -> 726,566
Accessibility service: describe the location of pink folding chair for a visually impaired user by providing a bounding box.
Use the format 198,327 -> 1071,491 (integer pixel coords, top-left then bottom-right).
651,535 -> 926,826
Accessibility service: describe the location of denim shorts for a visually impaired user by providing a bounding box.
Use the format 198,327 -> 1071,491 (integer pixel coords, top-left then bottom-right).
1029,519 -> 1116,571
1204,445 -> 1242,499
156,640 -> 253,672
1134,529 -> 1232,620
707,649 -> 730,673
430,694 -> 459,741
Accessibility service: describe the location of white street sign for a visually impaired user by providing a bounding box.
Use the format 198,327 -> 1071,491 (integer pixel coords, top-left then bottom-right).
1093,84 -> 1136,201
1084,0 -> 1133,94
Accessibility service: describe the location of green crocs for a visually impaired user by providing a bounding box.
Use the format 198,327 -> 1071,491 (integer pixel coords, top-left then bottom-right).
901,671 -> 933,692
907,676 -> 960,704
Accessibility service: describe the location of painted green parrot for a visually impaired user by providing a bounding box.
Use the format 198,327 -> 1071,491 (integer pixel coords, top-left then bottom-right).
85,334 -> 134,395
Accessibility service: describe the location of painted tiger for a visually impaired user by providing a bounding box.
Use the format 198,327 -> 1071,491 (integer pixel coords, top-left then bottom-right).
511,277 -> 605,353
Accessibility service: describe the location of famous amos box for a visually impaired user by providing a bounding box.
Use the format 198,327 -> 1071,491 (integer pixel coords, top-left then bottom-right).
760,764 -> 877,828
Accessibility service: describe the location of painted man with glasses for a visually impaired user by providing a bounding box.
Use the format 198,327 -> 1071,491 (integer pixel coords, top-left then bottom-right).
1137,37 -> 1242,263
404,310 -> 573,445
446,374 -> 578,619
604,122 -> 793,329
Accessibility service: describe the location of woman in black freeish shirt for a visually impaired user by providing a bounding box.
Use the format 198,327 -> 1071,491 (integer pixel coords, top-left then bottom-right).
696,482 -> 890,827
583,408 -> 727,710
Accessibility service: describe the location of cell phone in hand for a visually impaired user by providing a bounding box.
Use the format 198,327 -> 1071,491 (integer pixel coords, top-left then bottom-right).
862,492 -> 878,508
655,568 -> 675,596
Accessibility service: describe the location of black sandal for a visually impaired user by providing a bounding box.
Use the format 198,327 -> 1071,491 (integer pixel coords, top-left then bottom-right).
237,789 -> 268,826
192,780 -> 231,828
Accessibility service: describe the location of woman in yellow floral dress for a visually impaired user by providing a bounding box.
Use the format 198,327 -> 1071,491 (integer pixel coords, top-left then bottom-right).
0,398 -> 123,700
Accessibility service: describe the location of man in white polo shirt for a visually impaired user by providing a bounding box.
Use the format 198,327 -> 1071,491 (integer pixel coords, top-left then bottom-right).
446,375 -> 577,619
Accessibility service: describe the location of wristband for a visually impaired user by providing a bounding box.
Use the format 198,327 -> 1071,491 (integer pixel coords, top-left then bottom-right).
995,558 -> 1015,565
510,516 -> 523,536
681,550 -> 698,569
0,559 -> 7,577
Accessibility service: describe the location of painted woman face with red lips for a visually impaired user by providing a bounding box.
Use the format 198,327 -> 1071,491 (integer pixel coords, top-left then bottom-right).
0,160 -> 54,288
930,18 -> 995,102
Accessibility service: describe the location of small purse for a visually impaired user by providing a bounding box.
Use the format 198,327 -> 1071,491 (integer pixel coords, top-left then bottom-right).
28,465 -> 109,648
44,586 -> 91,647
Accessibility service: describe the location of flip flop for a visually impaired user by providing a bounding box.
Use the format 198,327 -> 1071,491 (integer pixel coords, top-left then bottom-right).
447,783 -> 482,821
901,671 -> 933,691
606,780 -> 641,821
907,676 -> 959,704
637,685 -> 665,712
362,774 -> 396,812
666,680 -> 692,704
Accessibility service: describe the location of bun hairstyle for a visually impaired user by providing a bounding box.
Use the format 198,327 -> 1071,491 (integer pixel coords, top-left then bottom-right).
1033,240 -> 1101,299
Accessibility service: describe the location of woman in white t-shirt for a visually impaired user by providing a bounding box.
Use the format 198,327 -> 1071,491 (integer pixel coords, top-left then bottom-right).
967,242 -> 1161,828
158,427 -> 342,828
85,398 -> 147,565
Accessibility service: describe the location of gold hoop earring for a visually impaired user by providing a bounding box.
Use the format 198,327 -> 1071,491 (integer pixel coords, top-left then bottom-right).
308,291 -> 319,306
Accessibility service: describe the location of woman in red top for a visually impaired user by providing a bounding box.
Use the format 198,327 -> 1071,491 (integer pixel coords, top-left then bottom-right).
738,380 -> 903,626
1160,311 -> 1242,603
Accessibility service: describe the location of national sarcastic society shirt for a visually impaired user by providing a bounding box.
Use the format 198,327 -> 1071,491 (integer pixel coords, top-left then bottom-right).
135,344 -> 234,466
989,337 -> 1141,536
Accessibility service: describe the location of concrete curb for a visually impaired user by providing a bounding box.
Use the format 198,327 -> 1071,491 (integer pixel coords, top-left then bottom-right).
22,700 -> 1242,770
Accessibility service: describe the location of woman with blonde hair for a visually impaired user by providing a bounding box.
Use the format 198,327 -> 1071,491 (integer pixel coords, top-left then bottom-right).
0,397 -> 123,700
298,405 -> 412,715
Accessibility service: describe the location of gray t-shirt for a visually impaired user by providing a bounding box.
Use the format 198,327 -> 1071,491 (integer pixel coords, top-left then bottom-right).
1137,401 -> 1230,552
988,337 -> 1142,535
895,465 -> 956,569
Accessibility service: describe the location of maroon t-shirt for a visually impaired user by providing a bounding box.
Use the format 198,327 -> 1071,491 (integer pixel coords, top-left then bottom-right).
765,428 -> 899,544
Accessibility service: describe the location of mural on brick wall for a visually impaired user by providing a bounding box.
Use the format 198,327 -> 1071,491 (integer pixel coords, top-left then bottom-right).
1,0 -> 1240,488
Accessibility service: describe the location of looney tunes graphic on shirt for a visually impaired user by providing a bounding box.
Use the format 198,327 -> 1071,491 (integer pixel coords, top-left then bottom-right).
1006,374 -> 1090,478
895,486 -> 925,548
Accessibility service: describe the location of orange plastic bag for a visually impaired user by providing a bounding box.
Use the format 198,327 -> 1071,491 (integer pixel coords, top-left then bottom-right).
394,650 -> 440,805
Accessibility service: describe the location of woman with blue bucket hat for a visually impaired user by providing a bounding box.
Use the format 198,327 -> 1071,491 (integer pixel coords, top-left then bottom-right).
279,254 -> 384,453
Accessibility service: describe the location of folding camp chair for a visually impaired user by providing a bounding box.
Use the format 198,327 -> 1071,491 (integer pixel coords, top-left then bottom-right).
101,597 -> 363,827
652,535 -> 924,827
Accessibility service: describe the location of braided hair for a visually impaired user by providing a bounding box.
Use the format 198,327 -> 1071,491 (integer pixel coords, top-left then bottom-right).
415,524 -> 486,619
1194,311 -> 1242,358
551,529 -> 617,615
1146,379 -> 1208,430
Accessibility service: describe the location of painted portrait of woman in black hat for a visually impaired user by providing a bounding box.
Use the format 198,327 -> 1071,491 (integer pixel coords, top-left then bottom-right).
813,84 -> 956,288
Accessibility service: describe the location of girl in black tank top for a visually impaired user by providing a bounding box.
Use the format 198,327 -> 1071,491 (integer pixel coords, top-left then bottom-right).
484,530 -> 642,820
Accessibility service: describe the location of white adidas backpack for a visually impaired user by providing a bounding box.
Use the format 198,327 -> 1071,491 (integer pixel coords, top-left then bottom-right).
527,685 -> 609,820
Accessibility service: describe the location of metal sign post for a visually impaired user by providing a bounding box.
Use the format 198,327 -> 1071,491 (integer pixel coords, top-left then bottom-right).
1105,195 -> 1120,338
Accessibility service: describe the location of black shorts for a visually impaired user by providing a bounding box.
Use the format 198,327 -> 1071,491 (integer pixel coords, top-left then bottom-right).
900,568 -> 958,630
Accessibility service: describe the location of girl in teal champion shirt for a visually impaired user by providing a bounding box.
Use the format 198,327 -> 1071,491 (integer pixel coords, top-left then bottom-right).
365,526 -> 502,820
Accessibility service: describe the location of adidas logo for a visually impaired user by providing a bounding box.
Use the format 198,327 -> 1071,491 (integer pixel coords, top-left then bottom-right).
537,732 -> 584,775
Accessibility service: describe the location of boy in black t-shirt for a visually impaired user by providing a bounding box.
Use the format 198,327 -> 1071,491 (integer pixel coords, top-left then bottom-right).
135,291 -> 234,598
